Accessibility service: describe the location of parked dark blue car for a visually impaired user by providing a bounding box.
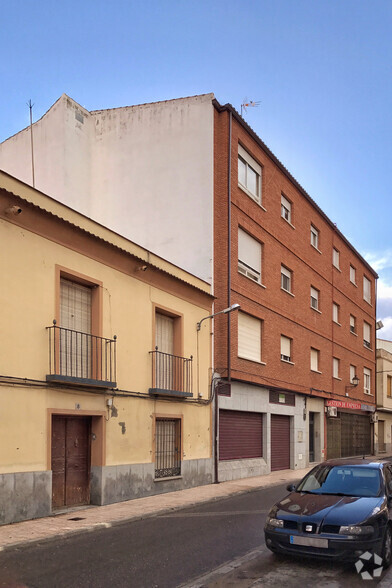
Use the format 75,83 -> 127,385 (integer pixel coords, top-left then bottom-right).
265,459 -> 392,565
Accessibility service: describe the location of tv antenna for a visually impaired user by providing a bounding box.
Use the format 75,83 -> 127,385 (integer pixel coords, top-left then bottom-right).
27,99 -> 35,188
241,99 -> 261,117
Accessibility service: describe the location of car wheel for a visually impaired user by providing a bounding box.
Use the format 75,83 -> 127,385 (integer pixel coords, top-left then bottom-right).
382,525 -> 392,568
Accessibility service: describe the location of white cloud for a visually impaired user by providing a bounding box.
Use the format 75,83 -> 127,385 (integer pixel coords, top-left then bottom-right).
376,317 -> 392,341
364,250 -> 392,272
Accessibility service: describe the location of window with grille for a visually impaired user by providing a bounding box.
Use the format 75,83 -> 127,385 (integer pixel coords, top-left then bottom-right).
310,225 -> 319,249
364,368 -> 371,395
155,418 -> 181,478
238,145 -> 262,204
238,228 -> 261,283
310,286 -> 319,310
363,321 -> 371,349
281,265 -> 292,293
281,335 -> 292,362
311,348 -> 320,372
363,276 -> 371,304
281,194 -> 292,223
350,314 -> 356,334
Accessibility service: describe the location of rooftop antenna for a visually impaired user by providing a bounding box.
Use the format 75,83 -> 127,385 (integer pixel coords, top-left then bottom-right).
241,99 -> 261,117
27,99 -> 35,188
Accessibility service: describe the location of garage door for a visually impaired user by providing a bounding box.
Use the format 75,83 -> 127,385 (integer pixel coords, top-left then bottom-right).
271,414 -> 290,471
219,410 -> 263,460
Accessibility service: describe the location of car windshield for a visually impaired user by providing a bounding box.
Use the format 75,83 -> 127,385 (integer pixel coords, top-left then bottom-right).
296,465 -> 382,497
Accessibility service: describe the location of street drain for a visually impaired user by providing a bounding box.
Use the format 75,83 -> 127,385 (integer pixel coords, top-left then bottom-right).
68,517 -> 86,521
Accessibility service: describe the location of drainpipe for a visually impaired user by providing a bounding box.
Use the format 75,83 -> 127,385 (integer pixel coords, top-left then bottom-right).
214,110 -> 232,485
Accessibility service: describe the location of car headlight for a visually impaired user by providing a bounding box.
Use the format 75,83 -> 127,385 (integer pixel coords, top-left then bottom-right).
266,516 -> 284,528
339,525 -> 374,535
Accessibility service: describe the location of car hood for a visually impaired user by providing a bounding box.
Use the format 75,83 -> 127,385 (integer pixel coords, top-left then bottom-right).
275,492 -> 384,526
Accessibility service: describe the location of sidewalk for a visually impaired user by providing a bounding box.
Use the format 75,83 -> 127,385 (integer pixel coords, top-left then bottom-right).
0,466 -> 309,551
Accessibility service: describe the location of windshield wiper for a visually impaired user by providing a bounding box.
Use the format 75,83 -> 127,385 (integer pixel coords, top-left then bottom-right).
318,492 -> 352,496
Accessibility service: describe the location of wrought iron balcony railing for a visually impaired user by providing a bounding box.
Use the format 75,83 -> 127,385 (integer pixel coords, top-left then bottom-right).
149,347 -> 193,398
46,321 -> 117,388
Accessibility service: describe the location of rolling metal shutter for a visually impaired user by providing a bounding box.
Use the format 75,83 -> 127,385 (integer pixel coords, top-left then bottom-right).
271,414 -> 290,471
327,413 -> 372,459
219,410 -> 263,460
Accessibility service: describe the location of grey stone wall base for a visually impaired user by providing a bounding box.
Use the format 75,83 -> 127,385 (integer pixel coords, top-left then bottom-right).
91,458 -> 214,506
0,471 -> 52,526
218,458 -> 269,482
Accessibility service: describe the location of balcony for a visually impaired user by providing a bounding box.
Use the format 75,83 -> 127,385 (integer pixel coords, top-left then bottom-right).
149,347 -> 193,398
46,322 -> 117,388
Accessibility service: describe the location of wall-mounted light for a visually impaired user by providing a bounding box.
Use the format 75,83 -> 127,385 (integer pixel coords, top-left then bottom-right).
376,320 -> 384,331
197,303 -> 240,331
345,375 -> 359,396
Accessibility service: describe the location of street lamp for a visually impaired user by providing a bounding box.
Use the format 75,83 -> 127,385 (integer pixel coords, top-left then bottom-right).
196,303 -> 240,331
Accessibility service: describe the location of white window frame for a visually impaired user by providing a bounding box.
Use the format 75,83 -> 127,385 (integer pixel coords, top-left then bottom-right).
310,286 -> 319,311
310,225 -> 319,250
364,367 -> 371,395
333,248 -> 340,269
363,321 -> 371,349
280,335 -> 292,363
281,194 -> 291,223
350,364 -> 357,384
333,302 -> 340,324
363,276 -> 371,304
238,312 -> 262,363
350,265 -> 356,285
350,314 -> 356,335
238,145 -> 262,204
238,228 -> 262,284
333,357 -> 340,379
281,265 -> 292,294
311,348 -> 320,372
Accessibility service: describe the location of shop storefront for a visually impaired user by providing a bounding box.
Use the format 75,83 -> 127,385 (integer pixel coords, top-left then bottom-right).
326,400 -> 375,459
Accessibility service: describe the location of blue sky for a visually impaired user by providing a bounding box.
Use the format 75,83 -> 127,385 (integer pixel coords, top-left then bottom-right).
2,0 -> 392,335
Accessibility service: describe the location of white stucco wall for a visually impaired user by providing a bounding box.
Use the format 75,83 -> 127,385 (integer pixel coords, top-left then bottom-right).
0,94 -> 214,283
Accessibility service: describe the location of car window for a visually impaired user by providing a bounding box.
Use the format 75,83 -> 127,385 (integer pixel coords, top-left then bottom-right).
297,465 -> 381,497
385,466 -> 392,495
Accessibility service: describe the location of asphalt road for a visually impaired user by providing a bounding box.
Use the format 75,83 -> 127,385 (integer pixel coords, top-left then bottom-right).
0,483 -> 390,587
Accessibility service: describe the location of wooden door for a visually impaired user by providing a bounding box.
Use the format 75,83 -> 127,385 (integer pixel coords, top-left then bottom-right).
51,416 -> 91,509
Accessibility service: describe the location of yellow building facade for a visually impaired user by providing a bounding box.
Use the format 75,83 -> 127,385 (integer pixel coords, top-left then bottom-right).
0,172 -> 213,524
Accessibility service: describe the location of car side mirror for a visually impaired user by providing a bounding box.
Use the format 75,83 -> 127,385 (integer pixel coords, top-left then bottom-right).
286,484 -> 296,492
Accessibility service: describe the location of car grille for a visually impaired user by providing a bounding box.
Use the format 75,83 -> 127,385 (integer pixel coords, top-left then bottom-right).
321,524 -> 341,534
283,520 -> 298,530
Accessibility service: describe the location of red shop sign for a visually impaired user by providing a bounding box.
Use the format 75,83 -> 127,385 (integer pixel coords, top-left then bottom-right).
326,400 -> 361,410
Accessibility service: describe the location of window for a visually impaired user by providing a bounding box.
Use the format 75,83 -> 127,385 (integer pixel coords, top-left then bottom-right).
155,418 -> 181,478
281,266 -> 292,293
281,335 -> 292,362
350,314 -> 356,334
350,364 -> 357,384
281,194 -> 292,223
333,248 -> 340,269
387,376 -> 392,398
238,312 -> 262,362
350,265 -> 356,285
310,225 -> 319,249
153,309 -> 187,394
60,278 -> 92,379
238,228 -> 261,283
333,302 -> 340,324
333,357 -> 340,379
310,286 -> 319,310
311,348 -> 320,372
363,321 -> 371,349
363,276 -> 371,304
238,145 -> 262,204
364,368 -> 371,395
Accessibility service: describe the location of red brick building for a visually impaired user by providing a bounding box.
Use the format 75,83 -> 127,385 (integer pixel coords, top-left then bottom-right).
213,101 -> 377,480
